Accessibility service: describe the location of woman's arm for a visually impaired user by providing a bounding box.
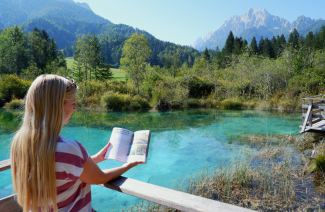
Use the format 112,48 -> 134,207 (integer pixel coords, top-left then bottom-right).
79,156 -> 143,184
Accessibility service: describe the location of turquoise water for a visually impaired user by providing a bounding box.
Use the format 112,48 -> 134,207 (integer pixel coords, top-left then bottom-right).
0,109 -> 301,210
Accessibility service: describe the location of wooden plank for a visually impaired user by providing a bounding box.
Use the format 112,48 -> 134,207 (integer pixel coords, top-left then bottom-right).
309,99 -> 313,127
303,94 -> 324,99
0,195 -> 21,212
299,118 -> 323,128
302,104 -> 325,109
303,120 -> 325,131
302,114 -> 325,119
313,109 -> 323,114
0,159 -> 10,172
101,176 -> 256,212
300,105 -> 312,133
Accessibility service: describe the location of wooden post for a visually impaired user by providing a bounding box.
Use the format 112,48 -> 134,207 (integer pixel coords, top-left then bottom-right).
302,99 -> 305,126
309,99 -> 313,127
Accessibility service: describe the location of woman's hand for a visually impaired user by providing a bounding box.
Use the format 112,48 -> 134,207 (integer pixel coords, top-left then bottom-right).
122,161 -> 145,169
91,143 -> 110,163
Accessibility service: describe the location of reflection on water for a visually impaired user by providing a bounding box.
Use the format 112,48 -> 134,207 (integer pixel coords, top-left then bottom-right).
0,108 -> 301,210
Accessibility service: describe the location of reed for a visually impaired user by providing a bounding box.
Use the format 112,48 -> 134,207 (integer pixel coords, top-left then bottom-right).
124,132 -> 325,212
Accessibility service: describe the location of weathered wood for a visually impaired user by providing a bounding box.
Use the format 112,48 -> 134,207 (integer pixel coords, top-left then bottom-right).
303,94 -> 324,99
0,195 -> 21,212
302,104 -> 325,109
299,118 -> 322,128
309,99 -> 313,127
0,159 -> 10,172
300,105 -> 312,133
101,176 -> 255,212
312,109 -> 323,114
302,120 -> 325,131
302,114 -> 325,119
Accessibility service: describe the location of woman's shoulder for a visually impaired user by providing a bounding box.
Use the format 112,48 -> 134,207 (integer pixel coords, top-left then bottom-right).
57,136 -> 88,160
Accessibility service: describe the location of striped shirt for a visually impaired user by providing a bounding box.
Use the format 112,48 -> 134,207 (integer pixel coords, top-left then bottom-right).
55,136 -> 94,212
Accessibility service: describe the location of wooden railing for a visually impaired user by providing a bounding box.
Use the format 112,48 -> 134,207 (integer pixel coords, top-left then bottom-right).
300,94 -> 325,133
0,159 -> 255,212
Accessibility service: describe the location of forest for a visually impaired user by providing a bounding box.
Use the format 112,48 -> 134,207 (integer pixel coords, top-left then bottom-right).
1,25 -> 325,111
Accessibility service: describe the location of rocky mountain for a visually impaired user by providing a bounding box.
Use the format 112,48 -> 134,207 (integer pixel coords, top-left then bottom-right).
191,8 -> 324,51
0,0 -> 109,27
57,0 -> 92,11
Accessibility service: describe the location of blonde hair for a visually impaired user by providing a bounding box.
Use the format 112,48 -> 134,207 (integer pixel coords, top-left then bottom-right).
11,75 -> 77,212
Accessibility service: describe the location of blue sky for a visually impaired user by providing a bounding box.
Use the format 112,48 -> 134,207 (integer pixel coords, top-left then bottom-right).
74,0 -> 325,46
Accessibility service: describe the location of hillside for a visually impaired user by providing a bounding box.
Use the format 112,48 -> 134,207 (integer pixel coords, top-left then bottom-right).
0,0 -> 110,27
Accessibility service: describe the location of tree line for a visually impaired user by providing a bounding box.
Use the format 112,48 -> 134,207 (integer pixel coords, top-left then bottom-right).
0,26 -> 66,79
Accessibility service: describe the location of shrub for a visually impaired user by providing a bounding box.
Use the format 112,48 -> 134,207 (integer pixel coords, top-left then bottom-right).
101,91 -> 126,110
0,75 -> 31,103
151,81 -> 189,110
185,98 -> 200,108
5,98 -> 24,109
101,92 -> 149,110
130,95 -> 150,110
220,98 -> 243,109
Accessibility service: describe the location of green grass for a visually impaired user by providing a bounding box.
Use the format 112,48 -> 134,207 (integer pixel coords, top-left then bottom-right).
65,58 -> 126,81
110,68 -> 126,81
65,57 -> 74,70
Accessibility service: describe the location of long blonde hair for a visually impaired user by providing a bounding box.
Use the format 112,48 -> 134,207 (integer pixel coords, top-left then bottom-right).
11,75 -> 77,212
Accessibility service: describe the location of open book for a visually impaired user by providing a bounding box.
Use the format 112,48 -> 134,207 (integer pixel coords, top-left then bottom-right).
104,127 -> 151,163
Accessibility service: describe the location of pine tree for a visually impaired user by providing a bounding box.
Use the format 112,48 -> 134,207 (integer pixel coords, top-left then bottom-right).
258,36 -> 264,55
233,37 -> 243,55
203,47 -> 210,61
305,31 -> 314,48
250,37 -> 258,55
225,31 -> 234,55
288,28 -> 300,49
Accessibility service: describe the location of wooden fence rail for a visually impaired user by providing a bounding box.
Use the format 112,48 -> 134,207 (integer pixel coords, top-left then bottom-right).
0,159 -> 255,212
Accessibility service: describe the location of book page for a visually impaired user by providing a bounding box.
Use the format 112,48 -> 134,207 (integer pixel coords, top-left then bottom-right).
104,127 -> 134,163
126,130 -> 151,163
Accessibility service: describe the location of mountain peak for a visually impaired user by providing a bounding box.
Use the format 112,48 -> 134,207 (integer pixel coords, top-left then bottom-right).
192,8 -> 291,51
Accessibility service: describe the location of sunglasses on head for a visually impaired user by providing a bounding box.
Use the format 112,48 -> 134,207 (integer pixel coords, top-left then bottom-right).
64,77 -> 76,89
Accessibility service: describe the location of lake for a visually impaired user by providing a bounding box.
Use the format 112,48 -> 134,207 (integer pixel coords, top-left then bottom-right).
0,108 -> 301,211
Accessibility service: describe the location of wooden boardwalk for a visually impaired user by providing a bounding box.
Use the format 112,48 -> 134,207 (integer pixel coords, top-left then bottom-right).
300,95 -> 325,133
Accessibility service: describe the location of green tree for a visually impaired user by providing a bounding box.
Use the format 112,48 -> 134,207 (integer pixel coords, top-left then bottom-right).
258,36 -> 264,55
250,37 -> 258,55
288,28 -> 300,49
73,33 -> 105,81
0,26 -> 29,75
120,32 -> 151,94
225,31 -> 234,55
203,48 -> 211,61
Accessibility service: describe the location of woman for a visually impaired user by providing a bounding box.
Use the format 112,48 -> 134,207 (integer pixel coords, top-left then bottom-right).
11,75 -> 142,212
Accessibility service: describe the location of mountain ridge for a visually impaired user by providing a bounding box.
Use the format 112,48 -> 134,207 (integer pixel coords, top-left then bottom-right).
191,8 -> 323,51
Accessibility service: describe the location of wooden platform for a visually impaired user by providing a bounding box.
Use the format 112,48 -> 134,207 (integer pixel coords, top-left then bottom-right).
299,119 -> 325,132
299,95 -> 325,134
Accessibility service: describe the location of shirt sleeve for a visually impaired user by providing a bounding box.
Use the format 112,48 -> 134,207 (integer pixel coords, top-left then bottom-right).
55,140 -> 90,182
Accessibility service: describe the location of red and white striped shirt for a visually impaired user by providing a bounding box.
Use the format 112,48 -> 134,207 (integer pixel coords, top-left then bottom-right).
55,136 -> 94,212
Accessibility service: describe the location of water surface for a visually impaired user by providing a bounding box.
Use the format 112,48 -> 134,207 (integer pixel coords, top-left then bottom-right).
0,109 -> 301,210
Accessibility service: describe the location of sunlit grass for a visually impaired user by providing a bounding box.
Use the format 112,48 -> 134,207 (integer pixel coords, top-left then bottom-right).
65,57 -> 74,70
